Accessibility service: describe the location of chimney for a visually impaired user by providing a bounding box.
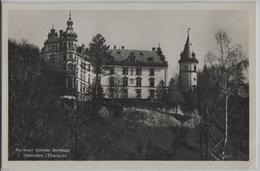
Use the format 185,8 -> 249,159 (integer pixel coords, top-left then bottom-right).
121,46 -> 125,49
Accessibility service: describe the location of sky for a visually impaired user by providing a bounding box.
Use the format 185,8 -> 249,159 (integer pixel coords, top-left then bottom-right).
8,10 -> 249,80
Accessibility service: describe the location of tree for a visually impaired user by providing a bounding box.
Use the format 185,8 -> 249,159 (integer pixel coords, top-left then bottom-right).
86,33 -> 112,100
204,30 -> 248,160
164,78 -> 184,112
155,80 -> 166,101
106,74 -> 123,98
87,78 -> 104,100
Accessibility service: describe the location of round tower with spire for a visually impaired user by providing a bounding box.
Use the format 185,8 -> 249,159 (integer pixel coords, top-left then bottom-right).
178,28 -> 199,92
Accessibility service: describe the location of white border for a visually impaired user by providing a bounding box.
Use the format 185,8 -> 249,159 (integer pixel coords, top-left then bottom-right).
1,1 -> 257,170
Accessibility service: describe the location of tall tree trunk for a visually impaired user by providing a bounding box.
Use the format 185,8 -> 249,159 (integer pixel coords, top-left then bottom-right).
222,72 -> 229,160
95,73 -> 99,99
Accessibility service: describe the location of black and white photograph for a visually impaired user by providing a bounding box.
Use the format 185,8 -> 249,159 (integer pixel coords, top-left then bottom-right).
1,1 -> 257,169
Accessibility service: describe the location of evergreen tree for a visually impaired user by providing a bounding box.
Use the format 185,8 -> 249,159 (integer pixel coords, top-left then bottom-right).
155,80 -> 166,101
165,78 -> 184,112
86,33 -> 111,100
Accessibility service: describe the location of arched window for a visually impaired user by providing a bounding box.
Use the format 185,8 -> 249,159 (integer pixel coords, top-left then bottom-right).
194,65 -> 196,71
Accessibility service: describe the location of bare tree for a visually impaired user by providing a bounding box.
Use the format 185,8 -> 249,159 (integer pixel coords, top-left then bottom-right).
107,74 -> 123,98
205,30 -> 248,160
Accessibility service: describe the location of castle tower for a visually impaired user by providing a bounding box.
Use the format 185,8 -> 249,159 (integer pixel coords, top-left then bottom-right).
61,12 -> 79,98
178,28 -> 199,92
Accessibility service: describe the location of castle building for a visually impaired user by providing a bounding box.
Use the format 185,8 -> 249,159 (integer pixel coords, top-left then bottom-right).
178,28 -> 199,92
41,13 -> 168,101
41,13 -> 198,101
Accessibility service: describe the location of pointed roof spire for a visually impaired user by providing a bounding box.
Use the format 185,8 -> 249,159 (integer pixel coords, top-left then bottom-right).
67,11 -> 73,29
69,11 -> 72,20
182,28 -> 192,59
178,28 -> 198,64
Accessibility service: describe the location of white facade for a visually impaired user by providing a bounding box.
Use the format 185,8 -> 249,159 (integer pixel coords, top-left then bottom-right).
101,65 -> 167,99
179,62 -> 197,92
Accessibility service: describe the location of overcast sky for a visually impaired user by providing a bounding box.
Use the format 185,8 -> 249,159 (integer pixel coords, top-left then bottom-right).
8,10 -> 249,80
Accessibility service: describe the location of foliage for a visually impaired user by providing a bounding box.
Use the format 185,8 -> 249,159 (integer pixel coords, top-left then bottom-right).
164,78 -> 184,111
86,33 -> 111,100
155,80 -> 166,101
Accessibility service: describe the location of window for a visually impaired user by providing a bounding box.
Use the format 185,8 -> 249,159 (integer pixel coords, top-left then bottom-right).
50,44 -> 56,51
136,68 -> 142,75
88,74 -> 90,83
88,64 -> 91,71
136,77 -> 142,87
109,77 -> 115,86
83,83 -> 86,93
68,53 -> 73,60
50,55 -> 55,63
81,62 -> 86,70
123,77 -> 128,87
75,80 -> 78,91
136,89 -> 142,99
121,88 -> 128,98
122,67 -> 128,75
130,69 -> 134,75
149,78 -> 155,87
130,79 -> 134,84
68,42 -> 73,49
129,55 -> 136,62
149,68 -> 155,76
67,63 -> 74,72
109,67 -> 114,74
147,57 -> 153,62
80,82 -> 83,92
149,89 -> 155,99
75,68 -> 79,76
194,65 -> 196,71
109,89 -> 114,98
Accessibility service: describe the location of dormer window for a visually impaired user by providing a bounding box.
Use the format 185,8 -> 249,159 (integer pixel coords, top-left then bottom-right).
147,57 -> 153,62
